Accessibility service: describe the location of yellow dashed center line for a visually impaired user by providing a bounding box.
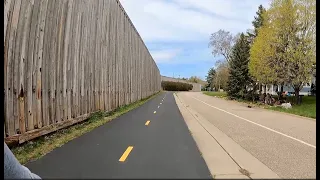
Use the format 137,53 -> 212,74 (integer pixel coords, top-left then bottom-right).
119,146 -> 134,162
160,103 -> 162,105
158,106 -> 160,108
154,111 -> 156,114
145,120 -> 150,126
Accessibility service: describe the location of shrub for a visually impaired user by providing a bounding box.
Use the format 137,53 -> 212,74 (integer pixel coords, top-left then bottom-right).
161,81 -> 193,91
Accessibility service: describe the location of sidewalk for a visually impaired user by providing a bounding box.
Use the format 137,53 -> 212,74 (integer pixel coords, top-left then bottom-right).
174,93 -> 280,179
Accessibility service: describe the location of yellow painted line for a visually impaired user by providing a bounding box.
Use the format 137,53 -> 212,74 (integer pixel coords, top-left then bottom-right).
119,146 -> 134,162
160,103 -> 162,105
162,100 -> 163,102
158,106 -> 160,108
154,111 -> 156,114
145,120 -> 150,126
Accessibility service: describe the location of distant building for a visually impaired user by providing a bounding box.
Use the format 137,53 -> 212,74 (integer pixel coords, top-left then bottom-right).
259,73 -> 316,96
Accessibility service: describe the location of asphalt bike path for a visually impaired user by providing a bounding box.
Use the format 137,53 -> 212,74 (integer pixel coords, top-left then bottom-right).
26,92 -> 211,179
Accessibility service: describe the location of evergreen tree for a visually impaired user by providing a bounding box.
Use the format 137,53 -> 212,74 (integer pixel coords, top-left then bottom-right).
226,33 -> 251,99
205,68 -> 216,90
247,5 -> 266,43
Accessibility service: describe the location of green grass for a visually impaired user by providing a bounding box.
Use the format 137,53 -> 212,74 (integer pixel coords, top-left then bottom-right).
267,96 -> 316,119
202,91 -> 228,98
11,92 -> 161,165
203,91 -> 316,119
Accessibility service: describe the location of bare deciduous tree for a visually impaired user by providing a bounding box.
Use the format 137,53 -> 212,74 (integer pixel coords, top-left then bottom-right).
214,59 -> 229,90
209,29 -> 240,63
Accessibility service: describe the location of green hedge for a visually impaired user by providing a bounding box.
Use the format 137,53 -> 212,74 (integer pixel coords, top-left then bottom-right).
161,81 -> 193,91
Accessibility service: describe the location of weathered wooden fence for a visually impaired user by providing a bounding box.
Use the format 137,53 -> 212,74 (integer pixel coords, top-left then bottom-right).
4,0 -> 161,144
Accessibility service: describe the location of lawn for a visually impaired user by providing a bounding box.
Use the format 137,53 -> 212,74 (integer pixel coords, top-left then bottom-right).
202,91 -> 316,119
267,96 -> 316,119
202,91 -> 228,98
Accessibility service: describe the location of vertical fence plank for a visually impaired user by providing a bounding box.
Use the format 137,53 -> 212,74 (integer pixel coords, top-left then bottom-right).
19,0 -> 34,133
118,5 -> 122,107
128,21 -> 132,104
69,1 -> 76,119
102,0 -> 107,111
50,0 -> 60,125
27,0 -> 39,131
92,0 -> 97,111
124,16 -> 128,105
73,2 -> 81,118
84,0 -> 89,115
13,0 -> 25,135
4,0 -> 17,136
97,0 -> 102,110
79,1 -> 85,115
43,0 -> 53,126
4,0 -> 13,44
115,1 -> 119,108
32,0 -> 47,128
106,0 -> 112,111
67,0 -> 75,121
112,0 -> 117,110
63,0 -> 73,121
88,1 -> 94,112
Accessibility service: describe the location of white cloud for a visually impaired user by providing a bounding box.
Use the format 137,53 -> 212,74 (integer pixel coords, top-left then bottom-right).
172,0 -> 271,23
150,47 -> 215,65
120,0 -> 270,43
150,49 -> 182,63
119,0 -> 271,65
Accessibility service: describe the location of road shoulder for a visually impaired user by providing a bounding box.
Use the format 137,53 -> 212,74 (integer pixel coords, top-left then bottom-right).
174,93 -> 280,179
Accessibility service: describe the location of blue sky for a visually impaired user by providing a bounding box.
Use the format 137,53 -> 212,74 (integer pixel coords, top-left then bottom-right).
120,0 -> 270,80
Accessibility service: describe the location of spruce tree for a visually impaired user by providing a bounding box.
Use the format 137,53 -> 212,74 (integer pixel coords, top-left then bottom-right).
247,5 -> 266,43
206,68 -> 216,90
226,33 -> 251,99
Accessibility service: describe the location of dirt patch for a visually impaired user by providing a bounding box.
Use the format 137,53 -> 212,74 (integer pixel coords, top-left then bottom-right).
239,168 -> 251,178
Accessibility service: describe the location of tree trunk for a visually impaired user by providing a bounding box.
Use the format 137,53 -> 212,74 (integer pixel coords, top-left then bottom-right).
259,83 -> 262,95
252,84 -> 257,102
279,84 -> 284,102
294,88 -> 300,105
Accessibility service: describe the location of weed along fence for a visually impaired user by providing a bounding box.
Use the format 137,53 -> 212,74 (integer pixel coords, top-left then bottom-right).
4,0 -> 161,145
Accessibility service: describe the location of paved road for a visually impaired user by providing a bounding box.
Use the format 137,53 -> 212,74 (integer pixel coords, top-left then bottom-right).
176,92 -> 316,179
26,92 -> 211,179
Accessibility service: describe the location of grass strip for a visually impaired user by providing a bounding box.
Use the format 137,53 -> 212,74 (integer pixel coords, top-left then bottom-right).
202,91 -> 315,119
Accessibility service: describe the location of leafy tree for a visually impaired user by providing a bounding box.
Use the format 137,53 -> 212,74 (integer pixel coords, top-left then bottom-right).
188,76 -> 202,83
249,0 -> 316,104
205,68 -> 216,90
226,33 -> 252,99
247,5 -> 267,94
209,29 -> 240,63
161,81 -> 193,91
